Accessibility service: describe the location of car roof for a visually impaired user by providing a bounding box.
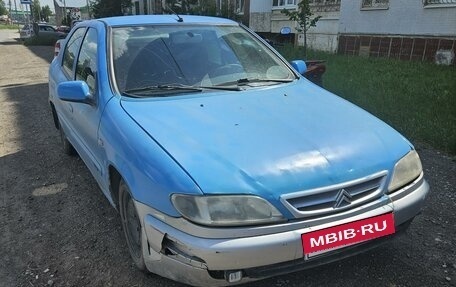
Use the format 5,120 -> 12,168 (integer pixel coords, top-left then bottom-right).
96,15 -> 237,27
22,23 -> 51,29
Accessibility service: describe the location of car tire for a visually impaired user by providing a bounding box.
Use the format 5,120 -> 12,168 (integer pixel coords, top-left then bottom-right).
119,179 -> 147,271
58,120 -> 76,156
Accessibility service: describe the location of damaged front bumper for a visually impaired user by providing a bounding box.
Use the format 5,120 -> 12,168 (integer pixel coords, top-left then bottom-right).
134,175 -> 429,286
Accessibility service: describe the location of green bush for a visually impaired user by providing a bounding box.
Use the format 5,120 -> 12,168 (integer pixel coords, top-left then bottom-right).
0,24 -> 20,30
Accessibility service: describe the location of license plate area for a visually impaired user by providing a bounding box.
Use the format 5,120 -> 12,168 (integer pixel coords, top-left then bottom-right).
302,213 -> 395,259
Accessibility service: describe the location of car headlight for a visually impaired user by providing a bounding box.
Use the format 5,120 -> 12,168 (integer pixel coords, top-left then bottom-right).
171,194 -> 285,226
388,150 -> 423,193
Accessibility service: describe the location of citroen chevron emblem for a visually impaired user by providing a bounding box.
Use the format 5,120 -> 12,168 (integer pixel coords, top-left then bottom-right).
334,188 -> 352,208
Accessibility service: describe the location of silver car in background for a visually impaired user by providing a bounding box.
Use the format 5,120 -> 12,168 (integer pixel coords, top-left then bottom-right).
20,23 -> 66,40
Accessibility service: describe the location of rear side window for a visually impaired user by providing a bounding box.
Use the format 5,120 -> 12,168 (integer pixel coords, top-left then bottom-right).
62,27 -> 86,78
40,26 -> 55,31
76,28 -> 98,95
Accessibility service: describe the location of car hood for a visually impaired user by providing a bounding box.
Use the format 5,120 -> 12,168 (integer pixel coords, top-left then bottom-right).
120,81 -> 411,211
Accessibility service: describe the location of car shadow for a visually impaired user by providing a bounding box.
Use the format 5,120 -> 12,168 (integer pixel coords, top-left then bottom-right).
0,78 -> 188,286
24,44 -> 54,64
0,40 -> 22,46
0,40 -> 53,63
0,82 -> 128,286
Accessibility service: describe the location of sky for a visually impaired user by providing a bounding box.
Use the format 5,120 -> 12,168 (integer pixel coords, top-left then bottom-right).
11,0 -> 88,12
40,0 -> 56,11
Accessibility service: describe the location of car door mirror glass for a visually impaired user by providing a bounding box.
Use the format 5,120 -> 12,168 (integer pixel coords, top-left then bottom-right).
290,60 -> 307,74
57,81 -> 92,104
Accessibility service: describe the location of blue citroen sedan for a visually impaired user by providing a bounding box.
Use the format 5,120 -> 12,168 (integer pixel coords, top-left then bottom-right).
49,15 -> 429,286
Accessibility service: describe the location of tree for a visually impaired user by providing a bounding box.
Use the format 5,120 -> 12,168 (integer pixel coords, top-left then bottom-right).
61,14 -> 71,26
219,0 -> 235,19
31,0 -> 41,21
91,0 -> 132,18
40,5 -> 52,22
281,0 -> 321,57
164,0 -> 205,15
192,0 -> 216,16
0,0 -> 8,16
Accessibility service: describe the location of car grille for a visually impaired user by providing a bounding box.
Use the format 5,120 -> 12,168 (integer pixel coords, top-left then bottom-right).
280,171 -> 388,218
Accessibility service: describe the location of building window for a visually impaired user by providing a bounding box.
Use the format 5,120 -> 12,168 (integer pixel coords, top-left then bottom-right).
235,0 -> 244,14
134,1 -> 140,15
153,0 -> 163,14
423,0 -> 456,6
309,0 -> 340,4
273,0 -> 297,7
143,0 -> 148,14
361,0 -> 389,9
309,0 -> 341,12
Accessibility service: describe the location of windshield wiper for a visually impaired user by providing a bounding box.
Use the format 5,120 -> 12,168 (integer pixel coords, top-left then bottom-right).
217,78 -> 295,87
198,85 -> 242,91
123,84 -> 203,96
237,78 -> 294,85
123,84 -> 243,97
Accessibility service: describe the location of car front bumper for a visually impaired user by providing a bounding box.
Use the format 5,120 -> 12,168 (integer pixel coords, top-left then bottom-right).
134,175 -> 429,286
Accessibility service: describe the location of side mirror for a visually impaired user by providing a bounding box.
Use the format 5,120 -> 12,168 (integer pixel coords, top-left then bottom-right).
57,81 -> 92,104
290,60 -> 307,74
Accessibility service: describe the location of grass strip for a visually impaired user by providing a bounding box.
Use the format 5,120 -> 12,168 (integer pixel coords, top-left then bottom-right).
279,45 -> 456,154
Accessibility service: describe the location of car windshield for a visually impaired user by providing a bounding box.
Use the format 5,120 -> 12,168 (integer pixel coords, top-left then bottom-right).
111,24 -> 295,96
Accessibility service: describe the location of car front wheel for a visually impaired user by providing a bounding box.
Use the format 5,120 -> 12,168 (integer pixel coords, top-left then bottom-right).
58,120 -> 76,156
119,179 -> 146,270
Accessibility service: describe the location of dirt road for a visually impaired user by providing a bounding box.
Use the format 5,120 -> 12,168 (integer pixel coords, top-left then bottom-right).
0,32 -> 455,287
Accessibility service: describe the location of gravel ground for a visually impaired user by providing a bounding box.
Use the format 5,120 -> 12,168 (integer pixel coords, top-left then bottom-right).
0,32 -> 455,287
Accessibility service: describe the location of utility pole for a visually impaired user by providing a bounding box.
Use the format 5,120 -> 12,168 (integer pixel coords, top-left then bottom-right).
8,0 -> 12,23
86,0 -> 90,19
63,0 -> 67,25
216,0 -> 221,16
29,1 -> 32,21
37,1 -> 41,22
14,0 -> 19,32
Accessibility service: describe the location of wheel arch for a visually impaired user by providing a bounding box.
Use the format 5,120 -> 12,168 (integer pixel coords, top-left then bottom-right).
49,101 -> 59,130
108,164 -> 122,210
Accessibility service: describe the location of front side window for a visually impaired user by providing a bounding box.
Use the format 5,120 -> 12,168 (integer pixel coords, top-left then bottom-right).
111,25 -> 295,96
62,27 -> 86,78
41,26 -> 55,32
76,28 -> 98,95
